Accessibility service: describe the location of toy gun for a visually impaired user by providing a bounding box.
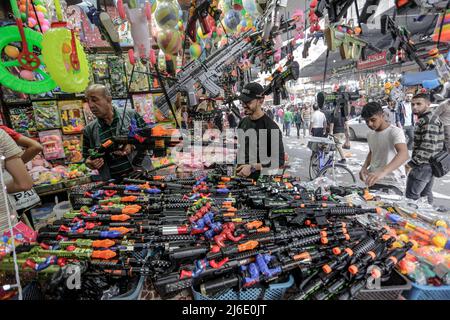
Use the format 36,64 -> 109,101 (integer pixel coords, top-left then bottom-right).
270,205 -> 381,227
13,244 -> 117,261
154,18 -> 298,117
260,0 -> 289,41
315,0 -> 357,23
186,0 -> 222,42
380,15 -> 427,70
262,58 -> 300,106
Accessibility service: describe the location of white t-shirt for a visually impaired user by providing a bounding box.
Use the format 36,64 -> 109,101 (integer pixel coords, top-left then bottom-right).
311,110 -> 326,128
403,102 -> 413,126
367,125 -> 408,187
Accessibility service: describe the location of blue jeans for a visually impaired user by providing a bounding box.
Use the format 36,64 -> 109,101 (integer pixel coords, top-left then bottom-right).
284,121 -> 291,136
406,164 -> 434,204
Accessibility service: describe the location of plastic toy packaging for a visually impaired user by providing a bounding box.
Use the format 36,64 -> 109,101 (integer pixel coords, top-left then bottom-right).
107,56 -> 127,97
58,100 -> 85,134
9,106 -> 37,137
33,100 -> 61,130
63,134 -> 83,163
39,129 -> 65,160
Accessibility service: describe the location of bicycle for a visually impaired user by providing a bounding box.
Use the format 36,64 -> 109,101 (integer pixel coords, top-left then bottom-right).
307,135 -> 356,185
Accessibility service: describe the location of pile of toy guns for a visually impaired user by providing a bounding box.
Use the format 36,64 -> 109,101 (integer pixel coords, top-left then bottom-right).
379,205 -> 450,287
0,170 -> 412,300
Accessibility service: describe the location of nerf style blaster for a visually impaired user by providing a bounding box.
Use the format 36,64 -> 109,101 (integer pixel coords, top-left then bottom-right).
380,15 -> 427,70
187,0 -> 222,42
262,58 -> 300,105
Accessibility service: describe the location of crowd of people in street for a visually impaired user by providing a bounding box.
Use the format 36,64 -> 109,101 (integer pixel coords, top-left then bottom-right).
263,92 -> 450,205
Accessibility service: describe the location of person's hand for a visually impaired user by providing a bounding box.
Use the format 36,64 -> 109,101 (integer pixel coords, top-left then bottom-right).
365,170 -> 386,187
359,167 -> 369,182
236,164 -> 252,177
113,144 -> 134,156
86,157 -> 104,170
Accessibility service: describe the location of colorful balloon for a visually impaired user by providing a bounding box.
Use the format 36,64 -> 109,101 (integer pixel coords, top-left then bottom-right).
154,0 -> 180,29
20,69 -> 35,80
224,10 -> 241,30
189,42 -> 202,59
157,28 -> 182,55
4,45 -> 20,59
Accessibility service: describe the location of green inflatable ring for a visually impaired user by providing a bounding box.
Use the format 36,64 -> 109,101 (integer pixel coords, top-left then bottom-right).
41,28 -> 90,93
0,26 -> 57,94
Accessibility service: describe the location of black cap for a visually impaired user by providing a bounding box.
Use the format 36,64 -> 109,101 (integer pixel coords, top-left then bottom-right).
237,83 -> 265,103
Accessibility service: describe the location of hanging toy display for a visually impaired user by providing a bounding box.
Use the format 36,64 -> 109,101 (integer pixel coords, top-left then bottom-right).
154,0 -> 180,29
0,1 -> 56,94
18,0 -> 52,33
157,27 -> 182,55
308,0 -> 321,33
41,0 -> 90,93
224,9 -> 241,30
117,0 -> 154,65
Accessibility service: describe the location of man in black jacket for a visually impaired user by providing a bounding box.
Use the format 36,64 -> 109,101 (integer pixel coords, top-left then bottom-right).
236,83 -> 285,179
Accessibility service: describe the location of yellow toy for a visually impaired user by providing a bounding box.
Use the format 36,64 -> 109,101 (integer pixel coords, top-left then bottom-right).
41,0 -> 89,93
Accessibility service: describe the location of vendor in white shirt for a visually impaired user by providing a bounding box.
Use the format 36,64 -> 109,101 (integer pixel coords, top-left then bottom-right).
359,102 -> 410,195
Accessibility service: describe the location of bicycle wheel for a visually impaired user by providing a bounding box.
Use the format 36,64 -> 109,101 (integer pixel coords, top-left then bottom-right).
317,164 -> 356,186
309,152 -> 320,180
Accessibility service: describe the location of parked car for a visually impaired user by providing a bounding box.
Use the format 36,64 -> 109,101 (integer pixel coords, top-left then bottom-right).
347,116 -> 370,140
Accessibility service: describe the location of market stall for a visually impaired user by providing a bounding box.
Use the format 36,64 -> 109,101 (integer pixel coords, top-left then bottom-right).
0,0 -> 449,304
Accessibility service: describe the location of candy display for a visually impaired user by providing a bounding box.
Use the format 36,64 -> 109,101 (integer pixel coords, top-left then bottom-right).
38,129 -> 65,160
32,100 -> 61,130
58,100 -> 85,134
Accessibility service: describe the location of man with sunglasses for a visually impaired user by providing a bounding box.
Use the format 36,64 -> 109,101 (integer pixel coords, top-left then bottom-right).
236,83 -> 285,179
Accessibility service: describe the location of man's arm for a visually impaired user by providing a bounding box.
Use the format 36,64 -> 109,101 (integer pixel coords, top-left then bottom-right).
365,143 -> 409,186
359,150 -> 372,182
5,156 -> 33,193
15,136 -> 43,163
82,128 -> 104,170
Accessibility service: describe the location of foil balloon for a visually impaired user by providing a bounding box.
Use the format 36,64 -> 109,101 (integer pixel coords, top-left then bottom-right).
224,10 -> 241,30
157,27 -> 182,55
154,0 -> 180,29
189,42 -> 202,59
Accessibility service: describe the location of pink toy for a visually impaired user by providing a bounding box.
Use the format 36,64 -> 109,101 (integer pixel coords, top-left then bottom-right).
117,0 -> 154,65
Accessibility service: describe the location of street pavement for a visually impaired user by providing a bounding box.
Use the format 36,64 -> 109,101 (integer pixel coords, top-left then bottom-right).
278,122 -> 450,208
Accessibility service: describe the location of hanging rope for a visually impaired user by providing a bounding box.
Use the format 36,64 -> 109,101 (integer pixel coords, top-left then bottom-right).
322,49 -> 330,91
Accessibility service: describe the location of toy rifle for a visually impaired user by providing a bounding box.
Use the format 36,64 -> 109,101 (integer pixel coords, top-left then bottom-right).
380,15 -> 427,70
262,58 -> 300,106
186,0 -> 221,42
270,206 -> 381,227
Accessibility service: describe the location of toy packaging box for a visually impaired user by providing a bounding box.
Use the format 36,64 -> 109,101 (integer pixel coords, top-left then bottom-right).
9,106 -> 37,137
58,100 -> 86,134
132,94 -> 155,124
62,134 -> 83,163
33,100 -> 61,130
39,129 -> 66,160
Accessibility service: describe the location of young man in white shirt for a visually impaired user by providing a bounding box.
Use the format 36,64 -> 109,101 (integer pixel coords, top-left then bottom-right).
310,104 -> 327,137
359,102 -> 410,195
